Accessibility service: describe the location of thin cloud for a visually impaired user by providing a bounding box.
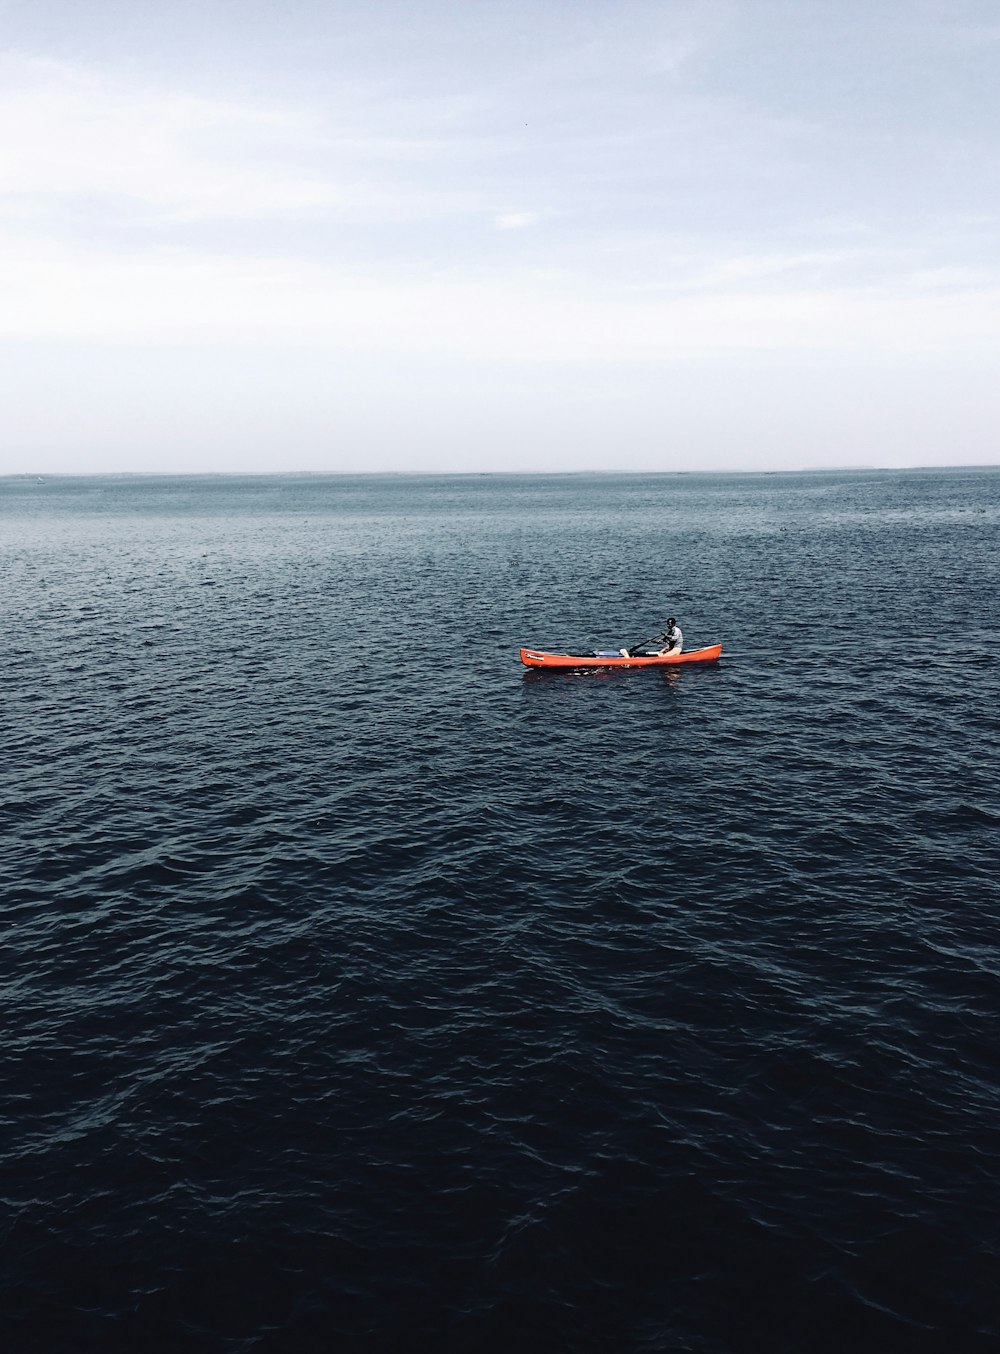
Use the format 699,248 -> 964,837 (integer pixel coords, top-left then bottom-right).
494,212 -> 542,230
3,232 -> 999,362
0,56 -> 337,220
947,20 -> 1000,48
0,53 -> 500,226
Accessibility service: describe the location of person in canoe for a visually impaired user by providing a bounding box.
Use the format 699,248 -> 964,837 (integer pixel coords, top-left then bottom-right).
620,618 -> 683,658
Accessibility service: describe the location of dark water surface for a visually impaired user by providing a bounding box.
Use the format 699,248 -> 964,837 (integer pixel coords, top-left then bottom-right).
2,469 -> 999,1353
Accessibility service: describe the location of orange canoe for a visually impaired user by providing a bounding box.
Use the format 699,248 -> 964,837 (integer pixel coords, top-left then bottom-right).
520,643 -> 723,669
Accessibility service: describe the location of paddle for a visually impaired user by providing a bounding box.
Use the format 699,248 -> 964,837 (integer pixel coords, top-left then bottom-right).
624,630 -> 668,657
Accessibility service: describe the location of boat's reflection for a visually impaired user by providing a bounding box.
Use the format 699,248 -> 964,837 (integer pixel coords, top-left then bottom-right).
521,665 -> 697,687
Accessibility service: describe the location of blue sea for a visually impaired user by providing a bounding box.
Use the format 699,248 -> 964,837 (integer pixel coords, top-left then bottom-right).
2,468 -> 999,1353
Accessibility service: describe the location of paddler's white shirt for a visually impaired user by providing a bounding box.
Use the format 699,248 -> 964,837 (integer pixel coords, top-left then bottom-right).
663,624 -> 683,652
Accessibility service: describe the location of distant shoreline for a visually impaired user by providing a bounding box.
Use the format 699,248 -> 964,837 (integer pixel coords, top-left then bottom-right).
5,463 -> 1000,483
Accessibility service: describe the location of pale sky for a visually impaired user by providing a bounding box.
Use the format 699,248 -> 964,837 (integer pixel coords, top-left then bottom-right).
3,0 -> 1000,473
